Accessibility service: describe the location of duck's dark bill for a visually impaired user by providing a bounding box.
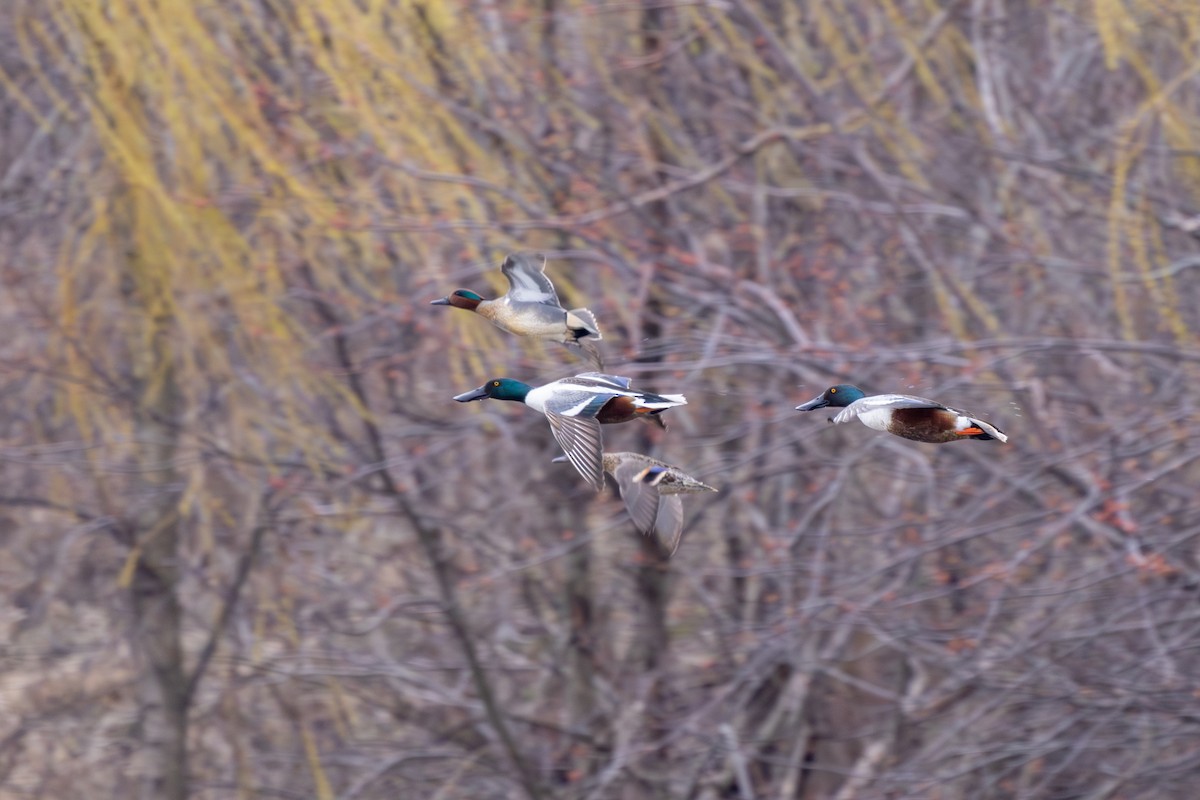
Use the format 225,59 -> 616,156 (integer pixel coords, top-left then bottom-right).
453,386 -> 490,402
429,297 -> 451,305
795,395 -> 828,411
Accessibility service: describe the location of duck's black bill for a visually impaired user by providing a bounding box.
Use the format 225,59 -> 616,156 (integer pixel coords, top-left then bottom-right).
429,297 -> 451,305
795,396 -> 828,411
453,385 -> 490,402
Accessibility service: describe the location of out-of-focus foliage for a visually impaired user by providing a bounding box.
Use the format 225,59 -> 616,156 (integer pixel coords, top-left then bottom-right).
3,0 -> 1200,797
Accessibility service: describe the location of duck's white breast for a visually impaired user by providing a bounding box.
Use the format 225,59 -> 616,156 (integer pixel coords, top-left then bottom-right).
524,384 -> 551,413
852,404 -> 895,431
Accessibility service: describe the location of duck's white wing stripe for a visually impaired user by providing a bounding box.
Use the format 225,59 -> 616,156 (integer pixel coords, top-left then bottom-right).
544,411 -> 605,491
501,253 -> 559,304
542,390 -> 614,418
559,395 -> 603,417
611,457 -> 655,485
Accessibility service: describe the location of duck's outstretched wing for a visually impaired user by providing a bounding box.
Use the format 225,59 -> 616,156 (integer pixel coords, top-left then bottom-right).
576,338 -> 604,370
831,394 -> 942,424
609,458 -> 684,551
653,496 -> 686,554
500,253 -> 560,305
570,372 -> 632,391
611,458 -> 660,532
544,411 -> 605,491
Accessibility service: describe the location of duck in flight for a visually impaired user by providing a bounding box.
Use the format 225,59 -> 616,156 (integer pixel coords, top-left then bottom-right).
555,451 -> 716,554
454,372 -> 687,490
431,253 -> 603,367
795,384 -> 1008,443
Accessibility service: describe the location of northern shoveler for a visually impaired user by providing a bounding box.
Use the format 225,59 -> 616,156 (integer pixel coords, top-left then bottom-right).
453,373 -> 687,490
431,253 -> 603,367
796,384 -> 1008,443
555,451 -> 716,553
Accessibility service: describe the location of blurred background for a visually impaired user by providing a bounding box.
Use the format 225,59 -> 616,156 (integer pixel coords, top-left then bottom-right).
2,1 -> 1200,798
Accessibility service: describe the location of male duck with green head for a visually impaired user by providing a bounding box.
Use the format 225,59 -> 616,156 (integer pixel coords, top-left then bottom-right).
431,253 -> 603,367
796,384 -> 1008,444
454,372 -> 687,491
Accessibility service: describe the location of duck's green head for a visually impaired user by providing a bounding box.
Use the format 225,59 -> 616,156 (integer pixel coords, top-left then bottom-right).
431,289 -> 485,310
795,384 -> 865,411
453,377 -> 532,404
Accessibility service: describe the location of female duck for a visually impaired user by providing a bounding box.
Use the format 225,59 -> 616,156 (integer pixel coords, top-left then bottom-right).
555,452 -> 716,554
796,384 -> 1008,444
454,373 -> 687,491
431,253 -> 602,366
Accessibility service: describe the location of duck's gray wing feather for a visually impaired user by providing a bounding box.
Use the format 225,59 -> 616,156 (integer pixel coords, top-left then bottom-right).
570,372 -> 632,391
655,496 -> 685,554
577,339 -> 604,370
544,411 -> 605,491
863,393 -> 944,409
611,458 -> 664,535
540,388 -> 614,419
611,459 -> 686,552
500,253 -> 559,305
832,394 -> 943,424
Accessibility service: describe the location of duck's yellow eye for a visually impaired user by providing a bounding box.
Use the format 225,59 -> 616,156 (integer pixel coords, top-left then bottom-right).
830,387 -> 837,394
493,381 -> 500,387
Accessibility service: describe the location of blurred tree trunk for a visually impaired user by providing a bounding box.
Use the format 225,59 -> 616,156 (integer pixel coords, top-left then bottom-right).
560,492 -> 600,786
537,4 -> 606,780
118,193 -> 189,800
628,2 -> 675,673
599,9 -> 680,776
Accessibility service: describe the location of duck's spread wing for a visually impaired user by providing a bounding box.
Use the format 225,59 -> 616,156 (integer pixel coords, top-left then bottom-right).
569,372 -> 632,391
654,496 -> 685,553
610,459 -> 687,552
500,253 -> 559,305
544,411 -> 605,491
611,459 -> 662,535
832,394 -> 942,424
540,386 -> 615,419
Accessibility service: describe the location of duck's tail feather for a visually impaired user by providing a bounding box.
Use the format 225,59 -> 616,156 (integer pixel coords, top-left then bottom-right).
567,308 -> 601,340
964,417 -> 1008,442
636,392 -> 687,408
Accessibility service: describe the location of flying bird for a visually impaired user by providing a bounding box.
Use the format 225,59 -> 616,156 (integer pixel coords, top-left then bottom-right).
454,372 -> 687,491
431,253 -> 603,367
796,384 -> 1008,443
556,451 -> 716,554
